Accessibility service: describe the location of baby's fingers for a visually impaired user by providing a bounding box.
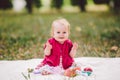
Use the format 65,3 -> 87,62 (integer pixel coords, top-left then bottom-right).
73,42 -> 78,49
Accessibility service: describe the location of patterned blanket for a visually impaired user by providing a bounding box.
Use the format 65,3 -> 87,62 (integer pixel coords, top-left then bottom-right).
0,57 -> 120,80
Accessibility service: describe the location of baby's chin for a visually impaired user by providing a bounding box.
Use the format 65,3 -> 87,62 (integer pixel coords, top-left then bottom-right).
57,39 -> 67,44
54,37 -> 68,43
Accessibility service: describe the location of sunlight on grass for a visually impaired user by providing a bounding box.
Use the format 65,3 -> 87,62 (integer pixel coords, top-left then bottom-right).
86,4 -> 109,12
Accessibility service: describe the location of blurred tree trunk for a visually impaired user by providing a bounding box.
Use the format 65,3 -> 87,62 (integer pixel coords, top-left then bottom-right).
70,0 -> 87,12
25,0 -> 42,14
25,0 -> 33,14
34,0 -> 42,8
113,0 -> 120,14
93,0 -> 109,4
78,0 -> 87,12
51,0 -> 63,9
0,0 -> 12,10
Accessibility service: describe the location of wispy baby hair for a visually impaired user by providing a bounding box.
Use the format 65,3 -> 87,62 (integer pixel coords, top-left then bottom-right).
51,18 -> 70,37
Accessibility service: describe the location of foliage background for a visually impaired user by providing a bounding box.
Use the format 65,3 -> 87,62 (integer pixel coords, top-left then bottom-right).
0,0 -> 120,60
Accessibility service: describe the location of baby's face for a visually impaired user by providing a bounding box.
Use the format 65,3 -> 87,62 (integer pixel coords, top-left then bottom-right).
53,25 -> 69,44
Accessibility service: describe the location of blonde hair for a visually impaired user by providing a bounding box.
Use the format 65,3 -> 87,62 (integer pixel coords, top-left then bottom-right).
51,18 -> 70,37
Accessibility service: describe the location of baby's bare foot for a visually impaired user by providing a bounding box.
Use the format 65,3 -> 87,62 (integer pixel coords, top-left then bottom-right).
41,70 -> 51,75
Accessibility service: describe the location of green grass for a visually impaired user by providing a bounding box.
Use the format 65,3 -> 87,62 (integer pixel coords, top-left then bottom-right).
0,10 -> 120,60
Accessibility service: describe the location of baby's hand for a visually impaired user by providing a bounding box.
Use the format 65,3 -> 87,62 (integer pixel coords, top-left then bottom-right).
70,42 -> 78,57
72,42 -> 78,50
45,41 -> 52,50
44,41 -> 52,56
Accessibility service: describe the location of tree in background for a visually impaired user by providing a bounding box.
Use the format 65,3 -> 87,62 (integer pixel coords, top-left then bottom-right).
0,0 -> 12,10
93,0 -> 120,14
113,0 -> 120,14
25,0 -> 33,13
93,0 -> 109,4
70,0 -> 87,12
25,0 -> 42,14
51,0 -> 63,10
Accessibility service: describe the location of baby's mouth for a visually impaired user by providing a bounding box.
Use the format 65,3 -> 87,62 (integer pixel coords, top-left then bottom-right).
59,37 -> 64,39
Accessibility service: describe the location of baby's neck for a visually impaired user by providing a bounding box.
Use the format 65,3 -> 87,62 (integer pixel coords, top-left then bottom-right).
58,41 -> 64,44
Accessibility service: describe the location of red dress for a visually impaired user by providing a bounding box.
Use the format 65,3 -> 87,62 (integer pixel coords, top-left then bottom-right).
39,38 -> 74,70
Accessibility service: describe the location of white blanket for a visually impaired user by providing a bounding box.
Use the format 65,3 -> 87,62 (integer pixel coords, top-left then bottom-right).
0,57 -> 120,80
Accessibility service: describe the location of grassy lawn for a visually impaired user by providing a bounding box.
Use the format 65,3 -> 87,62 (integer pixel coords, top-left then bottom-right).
0,10 -> 120,60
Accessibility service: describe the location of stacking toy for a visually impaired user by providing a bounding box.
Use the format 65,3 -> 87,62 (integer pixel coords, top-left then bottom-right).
83,67 -> 93,76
